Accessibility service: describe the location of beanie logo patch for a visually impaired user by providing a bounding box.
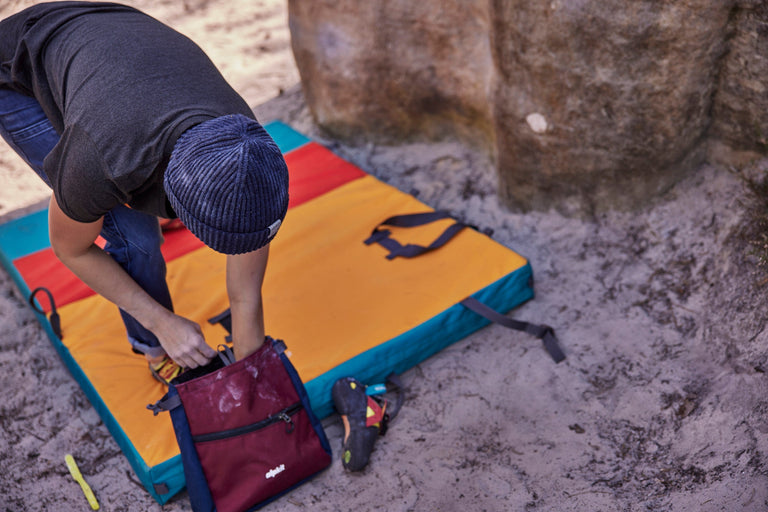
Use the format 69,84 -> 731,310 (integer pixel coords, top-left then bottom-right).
267,219 -> 282,240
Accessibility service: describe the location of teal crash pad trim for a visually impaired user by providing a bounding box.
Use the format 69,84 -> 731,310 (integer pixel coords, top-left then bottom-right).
264,120 -> 311,154
0,238 -> 181,503
0,209 -> 50,261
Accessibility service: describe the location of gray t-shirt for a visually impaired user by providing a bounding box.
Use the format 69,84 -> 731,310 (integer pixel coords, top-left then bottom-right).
0,1 -> 255,220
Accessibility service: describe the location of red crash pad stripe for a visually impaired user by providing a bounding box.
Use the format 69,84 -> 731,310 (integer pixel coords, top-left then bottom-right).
16,229 -> 203,313
15,142 -> 366,313
158,226 -> 205,262
16,248 -> 94,312
285,142 -> 366,208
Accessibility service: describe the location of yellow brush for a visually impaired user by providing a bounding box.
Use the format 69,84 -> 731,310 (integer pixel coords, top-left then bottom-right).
64,454 -> 100,510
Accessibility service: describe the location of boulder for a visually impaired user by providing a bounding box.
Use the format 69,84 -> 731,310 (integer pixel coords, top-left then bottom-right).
491,0 -> 733,214
289,0 -> 764,215
709,1 -> 768,163
288,0 -> 495,148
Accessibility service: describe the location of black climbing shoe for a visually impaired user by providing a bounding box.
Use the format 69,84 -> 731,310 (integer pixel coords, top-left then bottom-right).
332,377 -> 389,471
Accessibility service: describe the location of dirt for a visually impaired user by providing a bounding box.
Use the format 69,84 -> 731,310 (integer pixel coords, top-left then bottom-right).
1,1 -> 768,511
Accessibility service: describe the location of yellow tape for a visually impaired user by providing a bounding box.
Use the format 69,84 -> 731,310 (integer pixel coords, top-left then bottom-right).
64,454 -> 100,510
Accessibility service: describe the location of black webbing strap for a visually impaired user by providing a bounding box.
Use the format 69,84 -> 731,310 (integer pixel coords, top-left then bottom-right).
147,393 -> 182,416
28,287 -> 62,339
272,338 -> 288,355
364,211 -> 467,260
207,309 -> 233,344
460,296 -> 566,363
208,308 -> 232,333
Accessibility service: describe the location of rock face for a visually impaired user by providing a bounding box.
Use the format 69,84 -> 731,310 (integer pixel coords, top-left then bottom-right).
288,1 -> 495,147
491,0 -> 733,214
288,0 -> 767,215
710,1 -> 768,158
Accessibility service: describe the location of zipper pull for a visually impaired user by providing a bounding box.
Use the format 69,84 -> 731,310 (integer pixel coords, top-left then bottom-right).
279,412 -> 295,434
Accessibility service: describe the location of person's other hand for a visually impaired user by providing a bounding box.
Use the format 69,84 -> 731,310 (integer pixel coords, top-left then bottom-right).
152,312 -> 216,368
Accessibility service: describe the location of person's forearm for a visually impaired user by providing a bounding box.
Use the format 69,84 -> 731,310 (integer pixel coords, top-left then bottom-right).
56,243 -> 170,331
56,241 -> 214,366
226,245 -> 270,360
47,196 -> 214,367
229,298 -> 265,360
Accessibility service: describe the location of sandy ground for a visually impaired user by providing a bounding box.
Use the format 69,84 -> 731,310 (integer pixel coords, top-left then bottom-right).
2,1 -> 768,511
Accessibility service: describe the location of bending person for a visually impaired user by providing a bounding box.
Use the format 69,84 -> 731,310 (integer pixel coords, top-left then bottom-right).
0,2 -> 289,382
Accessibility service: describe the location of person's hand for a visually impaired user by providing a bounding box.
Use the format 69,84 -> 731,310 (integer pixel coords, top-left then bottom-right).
150,311 -> 216,368
46,197 -> 215,368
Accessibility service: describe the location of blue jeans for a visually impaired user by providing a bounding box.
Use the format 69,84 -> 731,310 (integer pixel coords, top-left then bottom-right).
0,87 -> 172,358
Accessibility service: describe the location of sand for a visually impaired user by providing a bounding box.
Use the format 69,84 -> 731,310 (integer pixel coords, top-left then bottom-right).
1,1 -> 768,511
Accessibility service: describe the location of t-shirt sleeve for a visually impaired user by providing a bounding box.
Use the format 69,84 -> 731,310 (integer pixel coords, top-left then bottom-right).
44,124 -> 127,222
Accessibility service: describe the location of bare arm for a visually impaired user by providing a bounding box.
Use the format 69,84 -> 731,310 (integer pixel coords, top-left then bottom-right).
47,195 -> 216,367
226,245 -> 270,360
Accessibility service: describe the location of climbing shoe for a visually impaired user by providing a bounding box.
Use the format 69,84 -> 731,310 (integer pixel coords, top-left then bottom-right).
149,355 -> 184,385
332,377 -> 391,472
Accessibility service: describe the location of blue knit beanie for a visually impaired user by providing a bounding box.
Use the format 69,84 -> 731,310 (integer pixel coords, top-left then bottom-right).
164,114 -> 289,254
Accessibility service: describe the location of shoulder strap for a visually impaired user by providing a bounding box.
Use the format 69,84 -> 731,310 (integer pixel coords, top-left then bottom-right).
460,296 -> 566,363
364,211 -> 467,260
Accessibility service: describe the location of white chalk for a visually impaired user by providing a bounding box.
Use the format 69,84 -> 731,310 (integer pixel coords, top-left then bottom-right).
526,113 -> 548,134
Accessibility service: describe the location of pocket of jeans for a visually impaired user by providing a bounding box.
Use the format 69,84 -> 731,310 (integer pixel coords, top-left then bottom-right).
11,117 -> 56,143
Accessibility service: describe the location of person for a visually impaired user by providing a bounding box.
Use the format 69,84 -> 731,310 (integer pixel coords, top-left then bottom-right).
0,2 -> 290,383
